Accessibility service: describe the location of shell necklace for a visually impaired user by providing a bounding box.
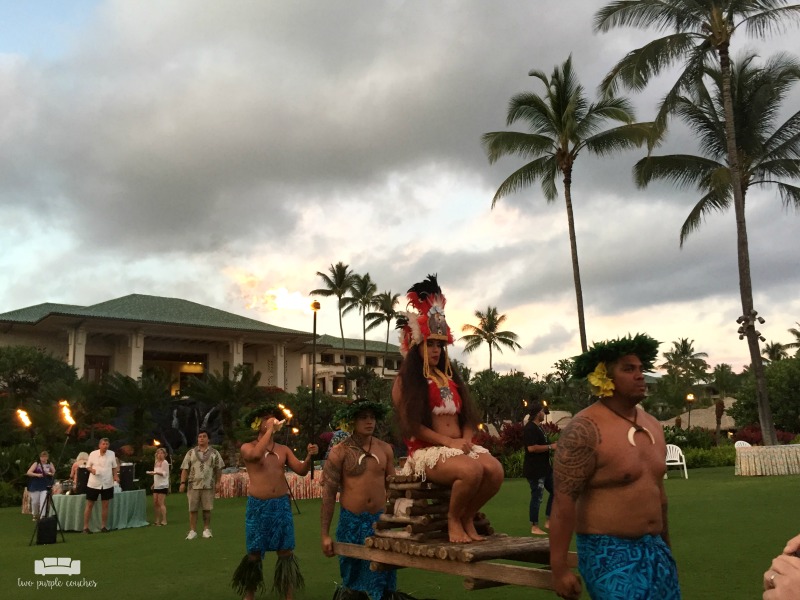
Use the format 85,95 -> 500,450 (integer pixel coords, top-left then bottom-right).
346,434 -> 380,465
264,441 -> 279,458
600,401 -> 655,447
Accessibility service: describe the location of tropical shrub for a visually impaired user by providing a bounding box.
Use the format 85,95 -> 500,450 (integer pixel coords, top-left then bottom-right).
501,449 -> 524,478
499,422 -> 525,452
682,446 -> 736,469
733,424 -> 796,446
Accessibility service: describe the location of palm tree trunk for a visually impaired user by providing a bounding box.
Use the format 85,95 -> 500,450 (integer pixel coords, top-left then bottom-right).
718,44 -> 777,446
563,174 -> 588,353
337,296 -> 348,396
362,315 -> 368,364
382,323 -> 389,377
488,345 -> 493,372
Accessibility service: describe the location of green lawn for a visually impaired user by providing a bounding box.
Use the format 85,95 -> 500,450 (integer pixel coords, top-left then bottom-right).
1,468 -> 797,599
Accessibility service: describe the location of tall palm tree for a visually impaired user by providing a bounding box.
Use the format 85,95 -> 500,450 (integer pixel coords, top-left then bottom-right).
460,306 -> 522,371
482,55 -> 654,353
366,290 -> 400,377
595,0 -> 800,445
343,273 -> 378,365
310,262 -> 356,365
787,322 -> 800,356
660,338 -> 711,387
711,363 -> 739,401
634,52 -> 800,245
762,341 -> 789,363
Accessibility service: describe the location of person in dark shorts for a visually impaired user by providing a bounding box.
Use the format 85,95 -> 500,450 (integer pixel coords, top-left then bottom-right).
82,438 -> 119,533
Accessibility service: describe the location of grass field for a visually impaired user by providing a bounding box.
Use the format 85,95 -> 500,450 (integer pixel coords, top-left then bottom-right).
1,467 -> 797,599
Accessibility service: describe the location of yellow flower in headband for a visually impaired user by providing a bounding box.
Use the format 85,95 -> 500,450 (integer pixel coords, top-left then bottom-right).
251,416 -> 262,431
337,420 -> 352,433
587,362 -> 615,397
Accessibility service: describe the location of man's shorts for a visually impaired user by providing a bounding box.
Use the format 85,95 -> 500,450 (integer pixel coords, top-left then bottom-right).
187,488 -> 215,511
86,486 -> 114,502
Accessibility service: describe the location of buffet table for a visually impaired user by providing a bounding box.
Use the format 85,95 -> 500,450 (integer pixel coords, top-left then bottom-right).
219,469 -> 324,499
51,489 -> 149,532
735,445 -> 800,476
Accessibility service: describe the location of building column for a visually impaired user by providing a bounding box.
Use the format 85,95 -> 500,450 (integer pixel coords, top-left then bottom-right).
127,330 -> 145,378
68,326 -> 87,378
275,344 -> 286,389
230,337 -> 244,369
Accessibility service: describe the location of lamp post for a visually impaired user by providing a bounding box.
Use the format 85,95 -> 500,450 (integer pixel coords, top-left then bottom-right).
686,393 -> 696,429
310,300 -> 320,479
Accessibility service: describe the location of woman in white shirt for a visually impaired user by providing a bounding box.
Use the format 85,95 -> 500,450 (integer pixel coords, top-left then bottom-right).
146,448 -> 170,526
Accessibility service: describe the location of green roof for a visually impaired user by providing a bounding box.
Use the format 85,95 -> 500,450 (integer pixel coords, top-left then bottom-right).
0,294 -> 309,335
315,334 -> 401,354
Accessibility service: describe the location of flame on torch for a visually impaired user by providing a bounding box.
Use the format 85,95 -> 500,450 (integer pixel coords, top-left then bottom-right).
59,400 -> 76,426
153,440 -> 161,446
291,427 -> 299,435
278,403 -> 293,422
17,409 -> 32,428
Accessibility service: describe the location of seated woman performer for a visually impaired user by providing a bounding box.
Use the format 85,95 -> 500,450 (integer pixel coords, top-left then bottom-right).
392,274 -> 504,543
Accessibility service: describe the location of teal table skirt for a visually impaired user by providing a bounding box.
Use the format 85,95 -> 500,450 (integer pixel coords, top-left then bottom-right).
51,489 -> 149,532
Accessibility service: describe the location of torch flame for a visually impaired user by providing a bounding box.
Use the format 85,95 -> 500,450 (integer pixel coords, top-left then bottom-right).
291,427 -> 299,434
153,440 -> 161,446
59,400 -> 76,426
17,409 -> 32,428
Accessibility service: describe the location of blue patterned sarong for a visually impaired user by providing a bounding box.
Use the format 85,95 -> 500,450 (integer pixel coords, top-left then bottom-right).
577,534 -> 681,600
246,495 -> 295,557
337,508 -> 397,600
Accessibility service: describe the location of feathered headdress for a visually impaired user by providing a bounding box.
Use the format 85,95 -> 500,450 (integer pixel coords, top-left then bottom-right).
396,274 -> 454,377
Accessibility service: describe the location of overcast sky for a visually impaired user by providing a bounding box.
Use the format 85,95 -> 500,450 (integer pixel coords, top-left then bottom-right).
1,0 -> 798,378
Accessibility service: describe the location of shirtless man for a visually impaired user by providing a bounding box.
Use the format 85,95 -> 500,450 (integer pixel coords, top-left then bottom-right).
231,404 -> 318,600
549,334 -> 681,600
321,399 -> 397,600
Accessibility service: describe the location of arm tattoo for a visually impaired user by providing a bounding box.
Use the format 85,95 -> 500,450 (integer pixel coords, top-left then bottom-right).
322,456 -> 342,492
553,416 -> 600,501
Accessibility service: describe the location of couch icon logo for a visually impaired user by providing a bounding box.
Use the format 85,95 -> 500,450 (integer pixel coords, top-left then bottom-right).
34,558 -> 81,576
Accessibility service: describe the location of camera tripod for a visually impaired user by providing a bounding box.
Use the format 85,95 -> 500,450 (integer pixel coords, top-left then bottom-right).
28,468 -> 66,546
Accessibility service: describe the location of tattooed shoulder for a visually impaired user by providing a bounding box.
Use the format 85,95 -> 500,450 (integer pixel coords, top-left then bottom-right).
553,415 -> 600,501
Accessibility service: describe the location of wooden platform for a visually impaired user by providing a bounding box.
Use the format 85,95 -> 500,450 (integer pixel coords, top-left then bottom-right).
334,534 -> 578,591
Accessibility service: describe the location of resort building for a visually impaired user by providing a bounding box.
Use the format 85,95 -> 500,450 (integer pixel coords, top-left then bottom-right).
0,294 -> 402,396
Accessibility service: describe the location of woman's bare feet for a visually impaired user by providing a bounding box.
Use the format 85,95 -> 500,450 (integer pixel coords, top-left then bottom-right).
531,525 -> 547,535
448,516 -> 472,543
463,517 -> 485,542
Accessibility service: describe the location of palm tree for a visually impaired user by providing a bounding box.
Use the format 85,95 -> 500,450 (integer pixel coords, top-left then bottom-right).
105,368 -> 172,457
762,341 -> 789,363
460,306 -> 522,371
711,362 -> 740,444
634,52 -> 800,245
343,273 -> 378,365
787,322 -> 800,356
711,363 -> 739,401
595,0 -> 800,445
482,55 -> 654,353
660,338 -> 711,388
185,363 -> 264,466
366,290 -> 400,377
310,262 -> 356,365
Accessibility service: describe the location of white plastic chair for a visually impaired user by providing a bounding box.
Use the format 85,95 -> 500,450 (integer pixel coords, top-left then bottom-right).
665,444 -> 688,479
734,440 -> 752,448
